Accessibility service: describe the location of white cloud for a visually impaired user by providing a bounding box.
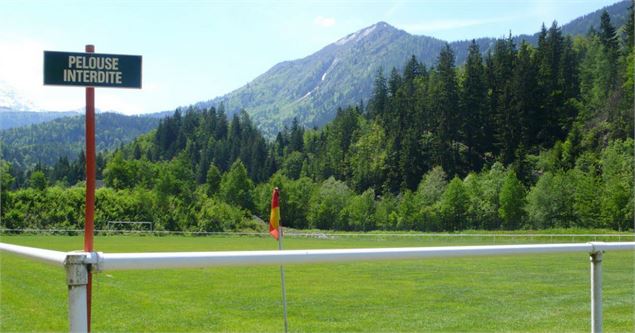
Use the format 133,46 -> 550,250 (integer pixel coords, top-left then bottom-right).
314,16 -> 336,28
385,0 -> 405,18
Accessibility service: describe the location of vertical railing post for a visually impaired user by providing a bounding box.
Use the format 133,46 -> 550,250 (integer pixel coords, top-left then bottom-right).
590,251 -> 603,333
65,254 -> 89,333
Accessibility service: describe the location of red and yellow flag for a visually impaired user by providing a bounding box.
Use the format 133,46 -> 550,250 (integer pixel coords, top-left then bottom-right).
269,187 -> 281,240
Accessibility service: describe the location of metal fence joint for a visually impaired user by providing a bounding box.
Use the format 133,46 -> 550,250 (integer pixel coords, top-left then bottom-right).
590,250 -> 603,333
64,253 -> 89,333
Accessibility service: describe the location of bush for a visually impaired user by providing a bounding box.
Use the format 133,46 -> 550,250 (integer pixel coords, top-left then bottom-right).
525,171 -> 576,228
197,198 -> 249,232
344,188 -> 376,231
600,139 -> 634,230
307,177 -> 353,230
438,177 -> 469,231
498,171 -> 526,230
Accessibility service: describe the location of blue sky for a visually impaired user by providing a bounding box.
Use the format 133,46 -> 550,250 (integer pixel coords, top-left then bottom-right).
0,0 -> 620,114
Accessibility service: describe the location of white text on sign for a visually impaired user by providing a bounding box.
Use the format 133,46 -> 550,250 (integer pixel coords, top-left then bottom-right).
63,56 -> 123,85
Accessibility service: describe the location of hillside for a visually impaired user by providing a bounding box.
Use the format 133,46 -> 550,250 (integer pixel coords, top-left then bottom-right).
196,22 -> 446,135
0,112 -> 160,169
561,0 -> 630,35
194,0 -> 630,136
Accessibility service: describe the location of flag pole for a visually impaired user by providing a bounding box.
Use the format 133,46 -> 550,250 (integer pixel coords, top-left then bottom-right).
270,187 -> 289,333
278,225 -> 289,333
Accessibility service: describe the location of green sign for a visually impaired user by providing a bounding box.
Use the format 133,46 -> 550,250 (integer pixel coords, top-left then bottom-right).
44,51 -> 142,88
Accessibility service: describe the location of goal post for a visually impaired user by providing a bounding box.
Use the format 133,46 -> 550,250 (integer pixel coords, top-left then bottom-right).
105,221 -> 153,233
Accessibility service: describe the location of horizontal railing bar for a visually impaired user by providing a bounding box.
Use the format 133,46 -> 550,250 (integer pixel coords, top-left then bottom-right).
309,233 -> 635,237
592,242 -> 635,251
96,242 -> 635,271
1,242 -> 633,272
0,242 -> 67,266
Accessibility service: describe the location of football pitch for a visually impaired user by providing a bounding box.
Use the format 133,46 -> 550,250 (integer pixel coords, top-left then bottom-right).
1,234 -> 633,332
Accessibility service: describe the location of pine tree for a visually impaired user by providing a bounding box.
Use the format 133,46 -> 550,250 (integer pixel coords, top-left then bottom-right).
403,55 -> 423,84
215,107 -> 228,140
74,150 -> 86,183
599,10 -> 620,97
599,10 -> 619,56
197,152 -> 210,184
289,118 -> 304,153
484,52 -> 498,155
388,67 -> 402,98
491,36 -> 517,164
625,3 -> 634,51
536,21 -> 566,146
133,143 -> 142,159
399,55 -> 427,190
250,136 -> 269,182
52,156 -> 71,184
228,114 -> 242,163
460,40 -> 488,171
433,44 -> 460,176
206,163 -> 221,197
369,68 -> 387,120
512,41 -> 540,150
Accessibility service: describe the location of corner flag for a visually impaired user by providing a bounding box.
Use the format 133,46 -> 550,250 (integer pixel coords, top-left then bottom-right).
269,187 -> 280,240
269,187 -> 288,332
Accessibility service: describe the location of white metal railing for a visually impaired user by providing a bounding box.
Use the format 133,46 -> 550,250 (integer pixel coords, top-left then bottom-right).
1,241 -> 634,333
0,242 -> 67,266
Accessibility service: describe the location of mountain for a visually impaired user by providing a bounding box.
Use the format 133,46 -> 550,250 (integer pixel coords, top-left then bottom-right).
0,108 -> 81,130
0,82 -> 81,130
0,112 -> 161,169
0,79 -> 172,130
561,0 -> 630,35
144,110 -> 177,119
194,0 -> 630,136
197,22 -> 447,136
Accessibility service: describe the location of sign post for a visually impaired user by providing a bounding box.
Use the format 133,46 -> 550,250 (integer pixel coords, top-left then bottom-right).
84,44 -> 95,333
44,46 -> 142,332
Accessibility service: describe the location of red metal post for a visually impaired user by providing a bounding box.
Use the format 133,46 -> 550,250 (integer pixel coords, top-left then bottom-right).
84,44 -> 95,333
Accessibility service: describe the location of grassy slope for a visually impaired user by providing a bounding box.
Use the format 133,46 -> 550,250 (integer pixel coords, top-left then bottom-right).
0,235 -> 633,332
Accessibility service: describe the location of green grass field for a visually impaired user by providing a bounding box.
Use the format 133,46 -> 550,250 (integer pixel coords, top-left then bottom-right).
1,234 -> 633,332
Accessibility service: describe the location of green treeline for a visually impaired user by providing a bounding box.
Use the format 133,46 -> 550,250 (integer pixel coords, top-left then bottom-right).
2,13 -> 633,232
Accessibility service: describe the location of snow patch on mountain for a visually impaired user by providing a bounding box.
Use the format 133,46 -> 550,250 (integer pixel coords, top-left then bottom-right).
334,23 -> 378,45
0,81 -> 39,111
321,58 -> 339,81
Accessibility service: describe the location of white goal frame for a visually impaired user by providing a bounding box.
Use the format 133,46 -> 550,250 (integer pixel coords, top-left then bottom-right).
105,221 -> 153,232
1,241 -> 634,333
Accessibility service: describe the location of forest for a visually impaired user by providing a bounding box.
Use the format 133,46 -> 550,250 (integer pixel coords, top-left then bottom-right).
0,112 -> 159,174
1,11 -> 633,232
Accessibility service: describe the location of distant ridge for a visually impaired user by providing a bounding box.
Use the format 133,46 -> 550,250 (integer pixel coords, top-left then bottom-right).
0,109 -> 80,130
0,112 -> 161,168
